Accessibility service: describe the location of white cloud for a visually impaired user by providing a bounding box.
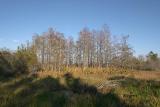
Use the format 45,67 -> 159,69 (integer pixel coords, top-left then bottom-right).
12,39 -> 20,43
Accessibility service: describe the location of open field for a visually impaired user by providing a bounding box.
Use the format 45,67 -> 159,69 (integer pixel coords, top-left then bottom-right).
0,69 -> 160,107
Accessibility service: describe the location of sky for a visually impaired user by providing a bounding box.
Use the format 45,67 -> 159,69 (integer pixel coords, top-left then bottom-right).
0,0 -> 160,56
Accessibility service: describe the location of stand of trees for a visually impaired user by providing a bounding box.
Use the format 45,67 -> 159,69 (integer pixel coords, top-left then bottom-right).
31,26 -> 160,71
0,25 -> 160,76
32,26 -> 134,71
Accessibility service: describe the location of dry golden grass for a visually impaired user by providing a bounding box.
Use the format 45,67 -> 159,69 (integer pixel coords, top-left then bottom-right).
35,67 -> 160,87
1,67 -> 160,107
127,71 -> 160,80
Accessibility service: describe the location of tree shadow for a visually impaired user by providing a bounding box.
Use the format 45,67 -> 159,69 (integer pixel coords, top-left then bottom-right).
2,73 -> 159,107
63,73 -> 98,94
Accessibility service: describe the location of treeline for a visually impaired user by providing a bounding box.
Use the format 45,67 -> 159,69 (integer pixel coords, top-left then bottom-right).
32,26 -> 160,71
0,25 -> 160,76
32,26 -> 133,71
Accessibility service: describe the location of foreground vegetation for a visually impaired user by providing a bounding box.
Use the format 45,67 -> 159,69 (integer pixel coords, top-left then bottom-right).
0,70 -> 160,107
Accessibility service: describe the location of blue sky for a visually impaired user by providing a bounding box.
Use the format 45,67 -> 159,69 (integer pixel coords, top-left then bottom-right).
0,0 -> 160,56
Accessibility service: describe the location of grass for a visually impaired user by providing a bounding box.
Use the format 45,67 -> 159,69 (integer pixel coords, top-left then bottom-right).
0,68 -> 160,107
113,77 -> 160,107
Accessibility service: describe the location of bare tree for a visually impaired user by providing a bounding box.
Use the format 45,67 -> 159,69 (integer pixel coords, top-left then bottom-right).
32,26 -> 135,71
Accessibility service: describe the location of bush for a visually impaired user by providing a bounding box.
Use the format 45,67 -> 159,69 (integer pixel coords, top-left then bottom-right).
0,50 -> 15,76
0,47 -> 38,77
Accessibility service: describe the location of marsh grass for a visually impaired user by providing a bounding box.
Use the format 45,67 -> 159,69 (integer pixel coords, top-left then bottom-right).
0,70 -> 160,107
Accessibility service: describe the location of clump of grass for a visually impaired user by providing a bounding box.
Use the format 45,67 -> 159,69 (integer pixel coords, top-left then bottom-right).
115,78 -> 160,107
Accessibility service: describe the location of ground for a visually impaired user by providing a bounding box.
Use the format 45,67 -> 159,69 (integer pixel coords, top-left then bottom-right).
0,68 -> 160,107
